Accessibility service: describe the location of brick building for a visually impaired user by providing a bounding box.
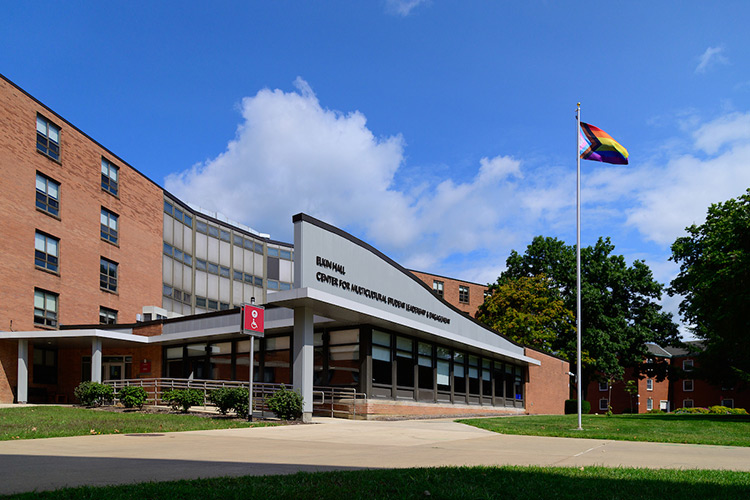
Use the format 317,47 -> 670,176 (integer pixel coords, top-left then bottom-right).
409,270 -> 488,316
0,73 -> 570,417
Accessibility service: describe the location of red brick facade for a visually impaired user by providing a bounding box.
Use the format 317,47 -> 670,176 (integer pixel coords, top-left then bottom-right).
525,348 -> 570,414
410,270 -> 488,316
0,75 -> 164,402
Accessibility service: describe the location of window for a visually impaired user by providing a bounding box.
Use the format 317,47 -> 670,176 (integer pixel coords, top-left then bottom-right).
36,115 -> 60,160
433,280 -> 444,297
599,381 -> 608,392
646,379 -> 653,391
459,285 -> 469,304
34,231 -> 59,273
723,398 -> 734,409
646,398 -> 653,411
101,158 -> 119,196
599,398 -> 609,411
683,359 -> 694,372
396,336 -> 414,388
99,307 -> 117,325
100,258 -> 118,292
483,289 -> 491,299
100,208 -> 118,244
33,346 -> 58,384
683,379 -> 694,392
280,249 -> 292,260
34,289 -> 58,327
36,173 -> 60,216
418,342 -> 434,390
683,399 -> 694,408
372,331 -> 392,386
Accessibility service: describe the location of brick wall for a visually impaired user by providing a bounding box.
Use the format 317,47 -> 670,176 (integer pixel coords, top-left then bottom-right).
361,399 -> 525,419
409,270 -> 488,316
0,75 -> 165,402
524,348 -> 570,414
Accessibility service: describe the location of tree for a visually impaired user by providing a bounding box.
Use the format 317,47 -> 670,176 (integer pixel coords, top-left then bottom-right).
502,236 -> 680,395
476,274 -> 575,356
669,189 -> 750,386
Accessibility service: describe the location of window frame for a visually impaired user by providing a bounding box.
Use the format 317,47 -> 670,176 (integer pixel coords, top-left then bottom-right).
683,379 -> 694,392
100,257 -> 118,293
646,397 -> 653,411
35,172 -> 60,217
599,398 -> 609,411
646,379 -> 653,391
34,288 -> 58,328
683,399 -> 694,408
36,115 -> 60,161
433,280 -> 444,297
598,381 -> 608,392
101,158 -> 119,196
100,207 -> 119,244
458,285 -> 470,304
99,307 -> 118,325
34,231 -> 59,273
683,359 -> 694,372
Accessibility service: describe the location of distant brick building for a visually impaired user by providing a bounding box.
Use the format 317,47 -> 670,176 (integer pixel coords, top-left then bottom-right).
409,270 -> 489,316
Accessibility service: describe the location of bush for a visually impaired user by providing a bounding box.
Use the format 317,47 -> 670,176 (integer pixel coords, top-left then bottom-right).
729,408 -> 748,415
646,409 -> 664,414
708,405 -> 748,415
209,387 -> 249,417
74,381 -> 114,407
162,388 -> 204,413
267,385 -> 303,420
118,386 -> 148,409
564,399 -> 591,415
674,407 -> 710,414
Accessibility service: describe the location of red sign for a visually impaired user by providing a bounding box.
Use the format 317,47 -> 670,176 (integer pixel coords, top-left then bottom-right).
242,304 -> 265,336
140,361 -> 151,374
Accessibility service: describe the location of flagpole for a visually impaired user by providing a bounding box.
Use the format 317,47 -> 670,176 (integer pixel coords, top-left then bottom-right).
576,103 -> 583,431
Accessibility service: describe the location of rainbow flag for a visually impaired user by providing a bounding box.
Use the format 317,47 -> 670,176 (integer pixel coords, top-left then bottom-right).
579,122 -> 629,165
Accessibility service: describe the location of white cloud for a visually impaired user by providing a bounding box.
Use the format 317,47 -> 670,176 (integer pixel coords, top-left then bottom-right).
693,111 -> 750,154
385,0 -> 428,17
695,46 -> 729,74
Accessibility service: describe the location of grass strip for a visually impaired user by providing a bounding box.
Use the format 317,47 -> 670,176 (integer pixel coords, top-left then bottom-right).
0,406 -> 274,440
3,466 -> 750,499
458,413 -> 750,447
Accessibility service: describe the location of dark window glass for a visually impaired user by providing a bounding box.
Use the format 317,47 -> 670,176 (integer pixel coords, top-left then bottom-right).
468,355 -> 480,395
454,352 -> 466,394
101,158 -> 119,196
396,336 -> 414,388
233,234 -> 243,247
268,247 -> 279,257
33,289 -> 58,327
33,347 -> 58,384
184,214 -> 192,228
35,173 -> 60,216
233,270 -> 243,281
267,256 -> 280,280
183,253 -> 192,266
100,208 -> 118,244
243,238 -> 254,250
267,280 -> 279,290
163,242 -> 173,256
280,249 -> 292,260
196,297 -> 207,308
254,276 -> 263,287
418,342 -> 433,390
220,229 -> 230,242
164,201 -> 173,215
437,347 -> 451,392
100,258 -> 118,292
196,221 -> 208,234
244,273 -> 253,283
372,331 -> 392,386
459,285 -> 470,304
433,280 -> 444,297
36,115 -> 60,161
482,359 -> 492,396
99,307 -> 117,325
34,232 -> 59,272
208,262 -> 219,275
220,266 -> 230,278
493,363 -> 505,398
208,225 -> 219,238
196,259 -> 207,271
208,299 -> 218,310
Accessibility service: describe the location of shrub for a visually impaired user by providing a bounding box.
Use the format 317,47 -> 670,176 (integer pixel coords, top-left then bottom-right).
564,399 -> 591,415
674,407 -> 710,414
74,381 -> 114,407
118,386 -> 148,409
162,388 -> 204,413
209,387 -> 249,417
728,407 -> 748,415
267,385 -> 303,420
709,405 -> 732,414
646,409 -> 664,414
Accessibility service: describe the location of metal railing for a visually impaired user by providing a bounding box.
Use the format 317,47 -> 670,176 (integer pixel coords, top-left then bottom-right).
105,378 -> 367,419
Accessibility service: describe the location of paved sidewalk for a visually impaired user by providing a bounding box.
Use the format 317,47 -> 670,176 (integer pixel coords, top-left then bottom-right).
2,417 -> 750,495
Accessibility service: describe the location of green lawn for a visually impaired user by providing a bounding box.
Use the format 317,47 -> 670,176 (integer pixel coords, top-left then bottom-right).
3,466 -> 750,499
458,413 -> 750,447
0,406 -> 274,440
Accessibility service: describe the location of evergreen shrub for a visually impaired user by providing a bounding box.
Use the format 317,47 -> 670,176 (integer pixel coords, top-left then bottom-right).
162,388 -> 203,413
267,384 -> 303,420
118,386 -> 148,409
564,399 -> 590,415
74,381 -> 114,407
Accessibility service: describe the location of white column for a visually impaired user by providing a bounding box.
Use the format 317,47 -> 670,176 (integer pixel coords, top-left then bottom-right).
91,338 -> 102,383
17,340 -> 29,404
292,306 -> 314,422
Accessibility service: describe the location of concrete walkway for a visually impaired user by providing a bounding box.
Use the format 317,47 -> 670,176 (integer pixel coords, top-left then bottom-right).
2,417 -> 750,495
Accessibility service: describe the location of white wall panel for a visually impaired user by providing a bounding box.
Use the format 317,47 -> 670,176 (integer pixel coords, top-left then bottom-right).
163,256 -> 173,285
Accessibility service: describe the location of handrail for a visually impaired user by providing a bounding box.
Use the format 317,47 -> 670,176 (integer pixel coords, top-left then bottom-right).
105,378 -> 367,419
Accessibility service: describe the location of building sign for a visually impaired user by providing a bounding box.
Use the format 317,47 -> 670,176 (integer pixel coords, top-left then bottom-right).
241,304 -> 265,337
315,255 -> 450,325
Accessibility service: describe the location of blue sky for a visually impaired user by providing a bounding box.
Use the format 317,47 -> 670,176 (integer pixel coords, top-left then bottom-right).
4,1 -> 750,333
